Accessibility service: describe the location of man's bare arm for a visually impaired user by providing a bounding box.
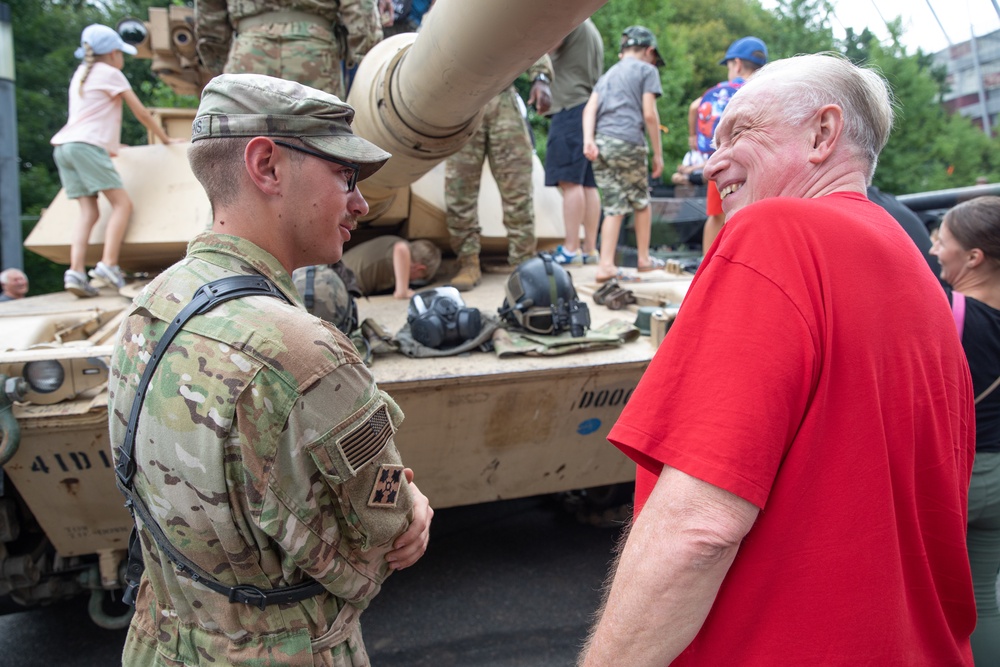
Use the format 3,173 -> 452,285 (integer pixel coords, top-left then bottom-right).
582,92 -> 599,161
642,92 -> 663,179
391,240 -> 413,299
579,464 -> 759,667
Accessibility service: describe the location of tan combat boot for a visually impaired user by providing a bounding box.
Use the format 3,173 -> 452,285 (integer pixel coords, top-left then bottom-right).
451,254 -> 482,292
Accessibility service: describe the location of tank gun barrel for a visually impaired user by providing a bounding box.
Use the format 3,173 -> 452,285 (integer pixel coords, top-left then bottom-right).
896,183 -> 1000,212
348,0 -> 607,216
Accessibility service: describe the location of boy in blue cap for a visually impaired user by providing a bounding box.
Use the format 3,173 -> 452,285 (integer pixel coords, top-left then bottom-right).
687,36 -> 768,251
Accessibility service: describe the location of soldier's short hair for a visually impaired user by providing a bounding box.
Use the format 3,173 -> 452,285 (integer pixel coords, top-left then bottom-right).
409,240 -> 442,281
187,137 -> 252,208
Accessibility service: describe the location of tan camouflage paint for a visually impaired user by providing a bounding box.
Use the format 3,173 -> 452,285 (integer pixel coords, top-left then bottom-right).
109,232 -> 413,666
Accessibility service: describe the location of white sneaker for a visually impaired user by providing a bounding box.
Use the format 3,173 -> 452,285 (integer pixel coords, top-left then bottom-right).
553,245 -> 584,265
89,262 -> 126,289
64,270 -> 98,298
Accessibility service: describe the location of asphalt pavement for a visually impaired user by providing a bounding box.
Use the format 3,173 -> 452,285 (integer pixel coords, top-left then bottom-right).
0,496 -> 625,667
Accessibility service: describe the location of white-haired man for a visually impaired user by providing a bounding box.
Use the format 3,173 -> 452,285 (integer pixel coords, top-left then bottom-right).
580,54 -> 976,666
0,268 -> 28,301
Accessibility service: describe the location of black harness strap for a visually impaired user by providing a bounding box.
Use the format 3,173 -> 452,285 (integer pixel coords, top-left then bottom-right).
303,265 -> 316,310
116,275 -> 325,609
115,275 -> 288,489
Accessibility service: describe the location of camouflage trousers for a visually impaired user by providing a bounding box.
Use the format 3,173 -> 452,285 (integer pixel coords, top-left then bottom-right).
445,86 -> 537,265
592,134 -> 651,216
122,606 -> 371,667
227,22 -> 345,98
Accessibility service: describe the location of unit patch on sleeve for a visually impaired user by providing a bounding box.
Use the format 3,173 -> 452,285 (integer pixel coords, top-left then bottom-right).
368,464 -> 404,508
340,404 -> 393,472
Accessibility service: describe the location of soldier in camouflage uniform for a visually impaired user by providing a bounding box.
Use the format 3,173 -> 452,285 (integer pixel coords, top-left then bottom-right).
444,56 -> 552,291
195,0 -> 383,98
108,74 -> 432,667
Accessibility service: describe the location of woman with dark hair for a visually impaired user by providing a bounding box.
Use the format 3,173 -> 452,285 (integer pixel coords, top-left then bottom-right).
931,195 -> 1000,665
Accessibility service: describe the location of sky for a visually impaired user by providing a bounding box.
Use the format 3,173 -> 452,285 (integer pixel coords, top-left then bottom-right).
763,0 -> 1000,54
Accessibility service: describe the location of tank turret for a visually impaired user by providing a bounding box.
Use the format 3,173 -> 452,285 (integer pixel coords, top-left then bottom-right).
25,0 -> 604,270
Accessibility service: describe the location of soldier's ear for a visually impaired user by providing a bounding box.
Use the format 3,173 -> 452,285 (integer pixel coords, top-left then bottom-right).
244,138 -> 284,195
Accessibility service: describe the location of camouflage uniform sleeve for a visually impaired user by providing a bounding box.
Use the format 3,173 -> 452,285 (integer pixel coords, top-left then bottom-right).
259,356 -> 412,605
339,0 -> 383,69
527,53 -> 553,81
195,0 -> 234,76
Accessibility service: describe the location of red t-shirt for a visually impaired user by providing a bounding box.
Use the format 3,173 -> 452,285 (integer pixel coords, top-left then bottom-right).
610,192 -> 976,665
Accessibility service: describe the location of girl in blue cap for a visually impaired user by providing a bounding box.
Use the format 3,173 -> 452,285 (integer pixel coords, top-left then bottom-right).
51,24 -> 181,297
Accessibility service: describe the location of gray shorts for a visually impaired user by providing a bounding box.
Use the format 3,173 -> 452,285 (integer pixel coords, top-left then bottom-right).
592,134 -> 650,216
53,142 -> 123,198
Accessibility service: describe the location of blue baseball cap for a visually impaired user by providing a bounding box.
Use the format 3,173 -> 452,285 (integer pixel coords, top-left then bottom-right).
74,24 -> 138,58
719,36 -> 768,67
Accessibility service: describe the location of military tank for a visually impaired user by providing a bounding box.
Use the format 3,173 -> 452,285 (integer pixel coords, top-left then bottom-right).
2,0 -> 689,626
5,0 -> 1000,626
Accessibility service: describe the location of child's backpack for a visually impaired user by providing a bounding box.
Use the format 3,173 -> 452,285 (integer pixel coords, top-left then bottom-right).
694,79 -> 745,157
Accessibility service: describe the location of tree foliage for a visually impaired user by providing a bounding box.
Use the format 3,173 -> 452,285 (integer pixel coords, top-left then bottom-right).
842,20 -> 999,192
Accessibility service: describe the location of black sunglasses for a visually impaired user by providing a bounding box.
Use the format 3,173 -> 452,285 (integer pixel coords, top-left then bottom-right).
272,140 -> 360,192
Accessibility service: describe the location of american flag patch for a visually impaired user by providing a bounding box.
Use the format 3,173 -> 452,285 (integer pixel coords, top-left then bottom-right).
339,404 -> 393,472
368,464 -> 404,508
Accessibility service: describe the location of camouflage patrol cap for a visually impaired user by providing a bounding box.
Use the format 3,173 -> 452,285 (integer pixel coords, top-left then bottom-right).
292,264 -> 358,334
191,73 -> 390,181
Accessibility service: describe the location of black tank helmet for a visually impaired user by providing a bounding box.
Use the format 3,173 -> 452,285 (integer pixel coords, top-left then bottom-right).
500,252 -> 591,337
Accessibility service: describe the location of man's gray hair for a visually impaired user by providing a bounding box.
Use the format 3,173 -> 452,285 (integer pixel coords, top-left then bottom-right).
737,53 -> 895,182
0,268 -> 25,285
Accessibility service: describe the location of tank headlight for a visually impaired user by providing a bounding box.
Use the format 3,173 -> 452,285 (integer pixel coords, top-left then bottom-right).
23,361 -> 66,394
116,18 -> 148,47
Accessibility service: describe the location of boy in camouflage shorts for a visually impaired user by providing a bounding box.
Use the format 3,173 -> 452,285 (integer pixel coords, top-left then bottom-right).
583,25 -> 665,282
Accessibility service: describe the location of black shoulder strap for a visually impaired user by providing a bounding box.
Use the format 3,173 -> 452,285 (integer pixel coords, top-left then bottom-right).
303,265 -> 316,310
115,275 -> 289,488
115,275 -> 325,609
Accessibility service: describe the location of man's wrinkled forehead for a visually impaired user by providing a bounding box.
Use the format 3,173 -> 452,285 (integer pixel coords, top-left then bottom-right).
711,93 -> 751,147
